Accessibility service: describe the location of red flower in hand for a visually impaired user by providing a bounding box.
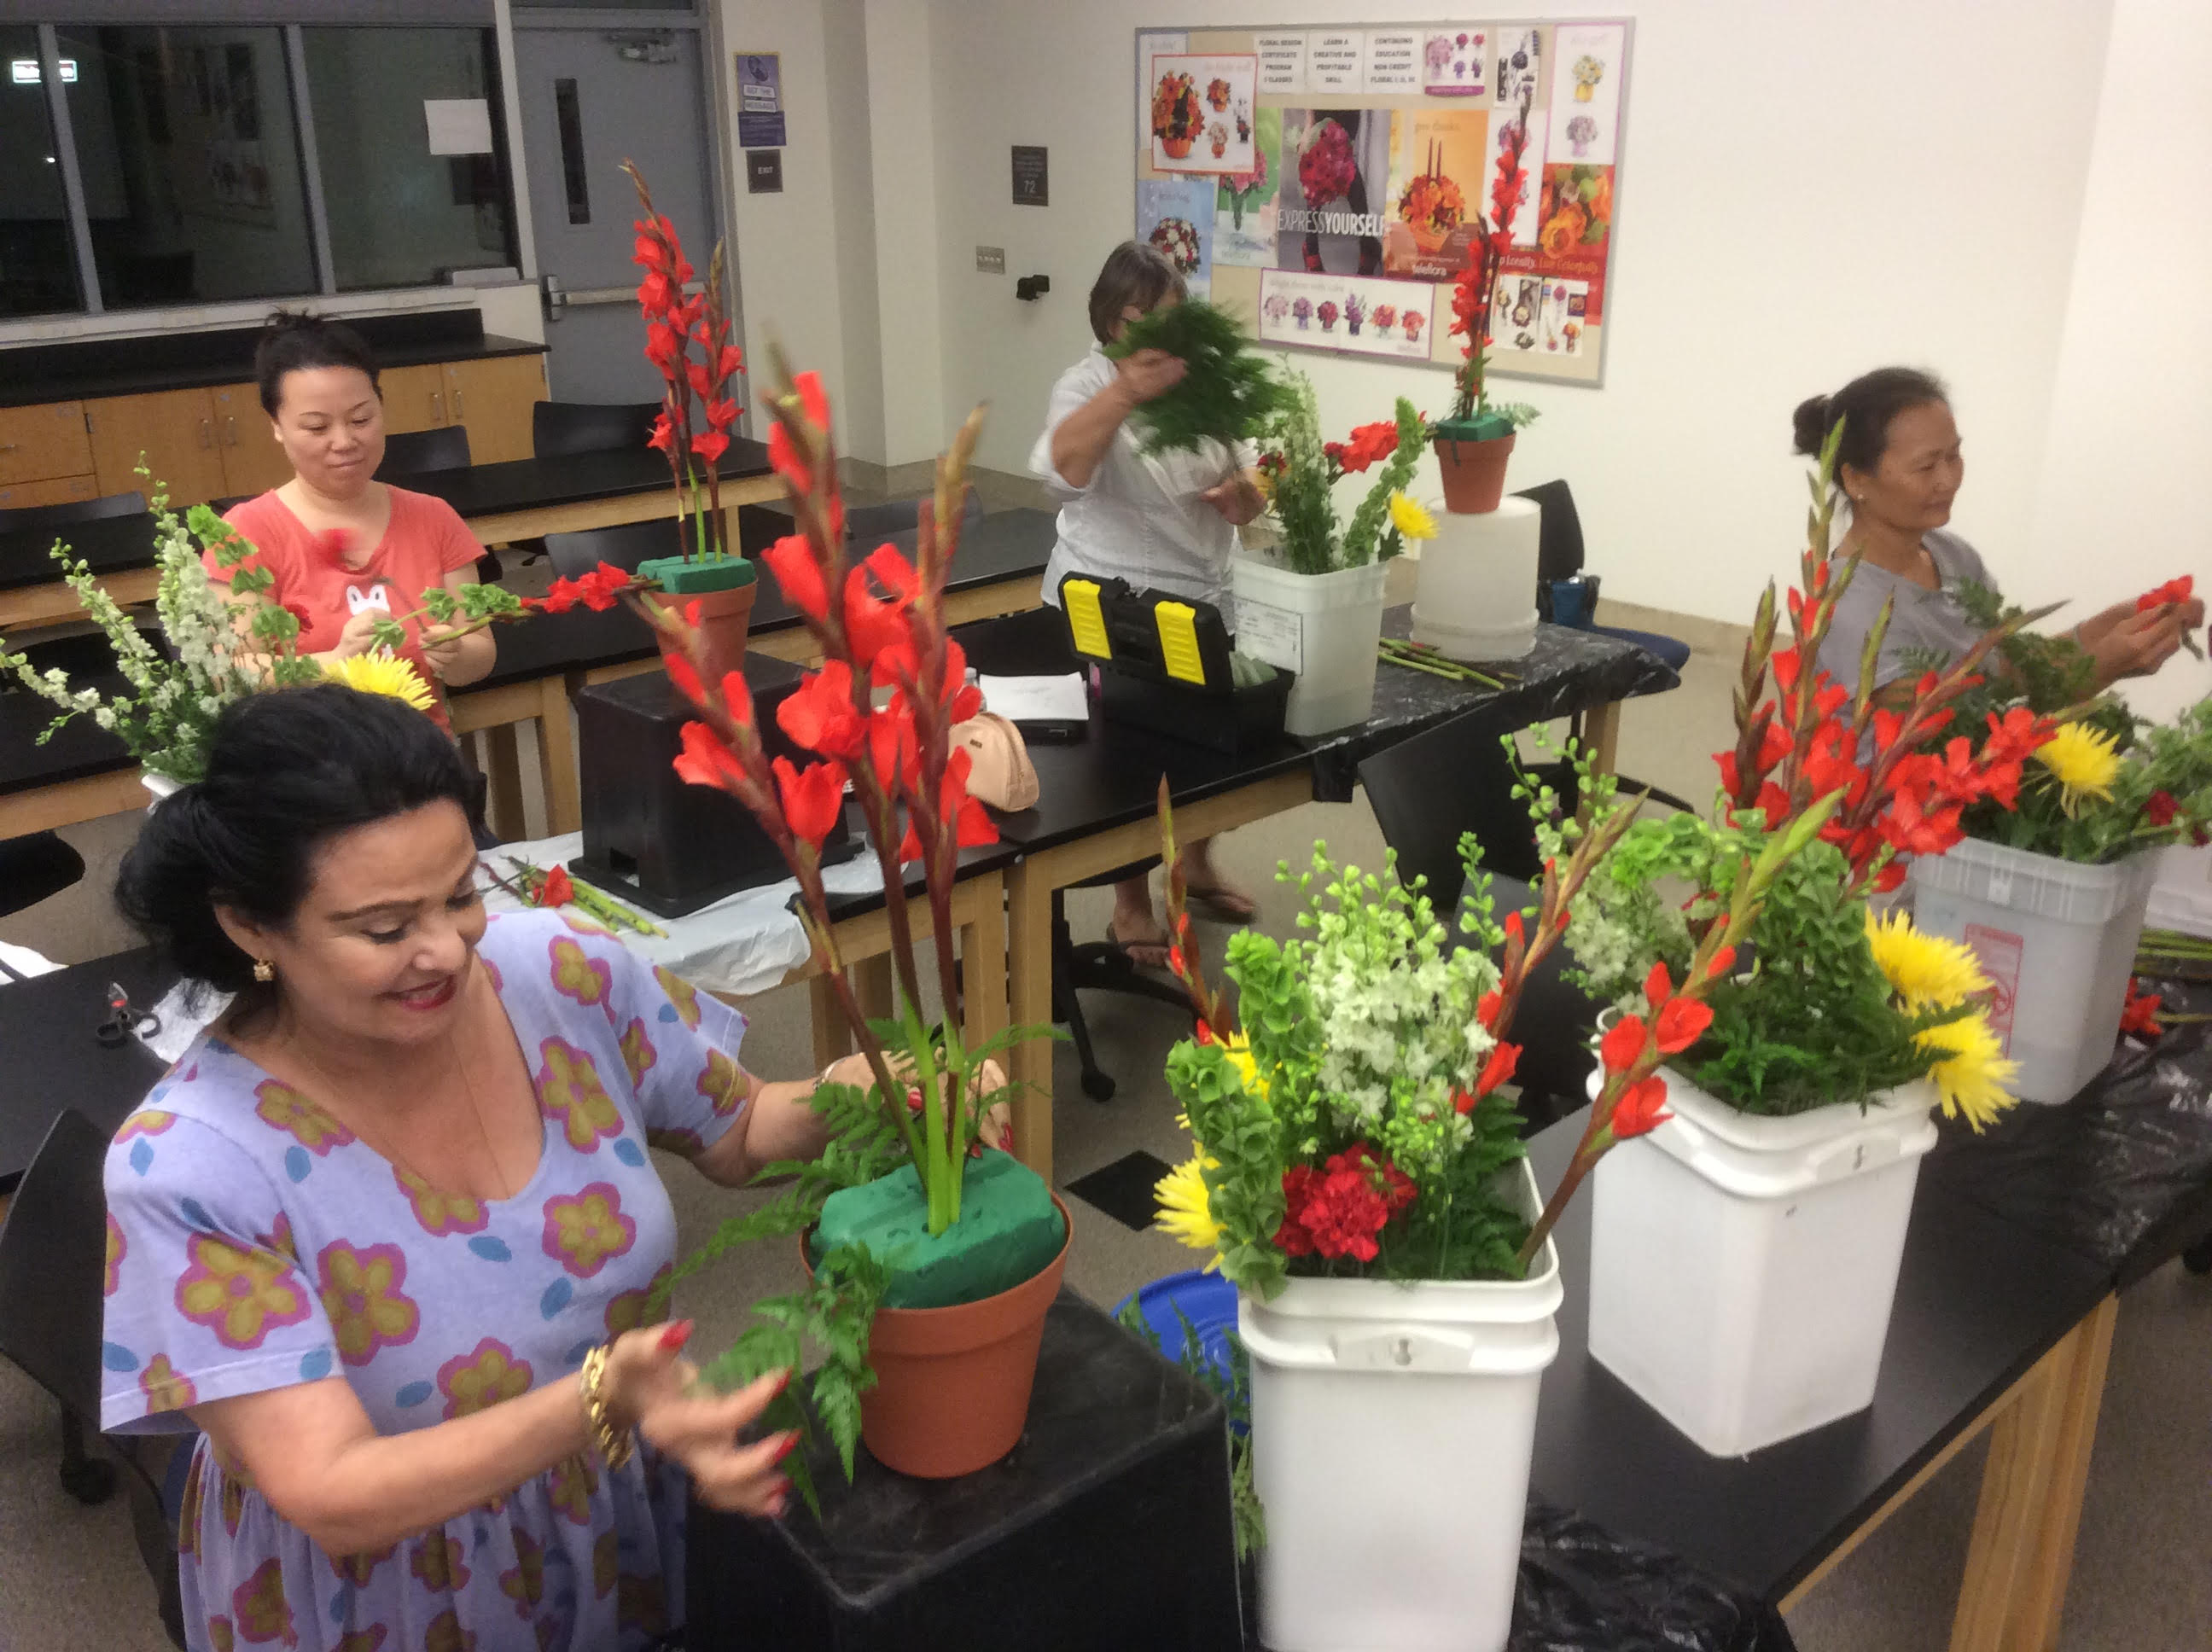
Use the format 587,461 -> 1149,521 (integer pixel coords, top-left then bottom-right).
773,755 -> 847,849
535,864 -> 574,909
762,533 -> 830,622
775,660 -> 865,759
2137,575 -> 2193,614
1610,1075 -> 1672,1138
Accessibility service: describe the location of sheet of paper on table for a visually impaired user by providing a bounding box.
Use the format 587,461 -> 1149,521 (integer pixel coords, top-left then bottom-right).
978,673 -> 1087,724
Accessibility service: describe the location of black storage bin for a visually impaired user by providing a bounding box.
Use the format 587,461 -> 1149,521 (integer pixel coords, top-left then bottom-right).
570,660 -> 854,918
1099,666 -> 1292,755
685,1291 -> 1243,1652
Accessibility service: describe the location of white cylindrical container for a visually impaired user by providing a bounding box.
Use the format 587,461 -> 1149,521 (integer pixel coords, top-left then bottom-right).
1241,1161 -> 1560,1652
1411,495 -> 1540,661
1586,1070 -> 1936,1457
1907,838 -> 2156,1102
142,770 -> 183,811
1231,554 -> 1389,737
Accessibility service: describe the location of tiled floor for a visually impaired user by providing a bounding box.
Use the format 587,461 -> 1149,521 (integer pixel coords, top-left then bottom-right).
3,517 -> 2208,1649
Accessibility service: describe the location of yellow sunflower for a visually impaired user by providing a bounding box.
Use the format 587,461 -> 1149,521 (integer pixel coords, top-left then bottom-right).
1914,1013 -> 2017,1132
1222,1032 -> 1266,1097
1388,492 -> 1439,543
2034,722 -> 2121,817
1866,910 -> 1989,1010
321,649 -> 435,713
1154,1148 -> 1222,1265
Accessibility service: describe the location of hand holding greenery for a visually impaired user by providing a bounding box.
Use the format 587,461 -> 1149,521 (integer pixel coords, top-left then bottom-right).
1103,297 -> 1290,459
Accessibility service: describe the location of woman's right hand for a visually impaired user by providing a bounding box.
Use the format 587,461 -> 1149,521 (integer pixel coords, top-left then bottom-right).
330,608 -> 386,660
1112,347 -> 1188,407
608,1326 -> 797,1517
2083,605 -> 2188,683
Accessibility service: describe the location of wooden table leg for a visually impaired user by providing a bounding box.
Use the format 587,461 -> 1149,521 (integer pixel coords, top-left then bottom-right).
958,870 -> 1009,1056
1585,698 -> 1623,778
480,724 -> 527,841
2015,1293 -> 2118,1649
1948,1309 -> 2103,1652
1005,858 -> 1057,1183
538,676 -> 582,836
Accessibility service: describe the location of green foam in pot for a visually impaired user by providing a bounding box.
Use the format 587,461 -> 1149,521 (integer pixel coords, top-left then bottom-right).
813,1150 -> 1065,1310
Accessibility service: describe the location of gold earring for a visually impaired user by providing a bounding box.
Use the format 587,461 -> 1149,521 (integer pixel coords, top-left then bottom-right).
253,958 -> 275,983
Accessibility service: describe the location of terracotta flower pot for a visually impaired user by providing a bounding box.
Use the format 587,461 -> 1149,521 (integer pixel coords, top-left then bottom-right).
1433,429 -> 1517,515
647,579 -> 756,688
1162,135 -> 1195,160
809,1192 -> 1072,1480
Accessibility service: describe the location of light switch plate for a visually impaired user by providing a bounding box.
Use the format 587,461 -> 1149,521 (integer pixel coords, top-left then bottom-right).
975,246 -> 1006,274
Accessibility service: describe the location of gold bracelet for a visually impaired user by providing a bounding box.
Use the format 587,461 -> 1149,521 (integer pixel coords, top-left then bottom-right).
578,1344 -> 636,1470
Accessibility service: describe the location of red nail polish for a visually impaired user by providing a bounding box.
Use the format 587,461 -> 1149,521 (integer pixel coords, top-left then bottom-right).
769,1367 -> 793,1396
658,1319 -> 694,1352
773,1431 -> 801,1463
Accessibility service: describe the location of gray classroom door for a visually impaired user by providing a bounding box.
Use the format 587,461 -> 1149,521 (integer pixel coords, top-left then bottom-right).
511,20 -> 728,404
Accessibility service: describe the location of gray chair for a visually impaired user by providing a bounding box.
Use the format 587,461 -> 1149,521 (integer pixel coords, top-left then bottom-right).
0,491 -> 146,535
543,519 -> 684,580
376,424 -> 471,479
533,399 -> 661,459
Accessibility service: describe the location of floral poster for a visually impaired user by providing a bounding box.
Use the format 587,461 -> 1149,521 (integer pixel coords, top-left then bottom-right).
1214,105 -> 1283,267
1382,107 -> 1490,281
1150,53 -> 1258,175
1275,107 -> 1394,276
1256,268 -> 1432,360
1420,27 -> 1492,96
1138,176 -> 1215,300
1547,21 -> 1625,166
1493,26 -> 1543,106
1537,163 -> 1612,262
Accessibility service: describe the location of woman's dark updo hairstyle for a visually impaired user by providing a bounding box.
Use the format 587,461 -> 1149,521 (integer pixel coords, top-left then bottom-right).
254,310 -> 381,416
1791,366 -> 1949,482
116,685 -> 472,1002
1087,241 -> 1187,346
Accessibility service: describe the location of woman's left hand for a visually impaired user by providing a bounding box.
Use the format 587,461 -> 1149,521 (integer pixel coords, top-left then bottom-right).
418,622 -> 468,680
827,1052 -> 1013,1149
1201,468 -> 1267,527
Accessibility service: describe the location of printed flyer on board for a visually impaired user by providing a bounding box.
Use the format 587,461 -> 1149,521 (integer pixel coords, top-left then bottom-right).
1257,269 -> 1431,359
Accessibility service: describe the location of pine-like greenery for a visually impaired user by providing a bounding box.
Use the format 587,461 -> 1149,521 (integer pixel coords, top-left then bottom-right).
1105,299 -> 1290,458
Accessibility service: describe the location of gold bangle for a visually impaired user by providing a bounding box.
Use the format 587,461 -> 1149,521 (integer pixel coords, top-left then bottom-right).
578,1343 -> 636,1470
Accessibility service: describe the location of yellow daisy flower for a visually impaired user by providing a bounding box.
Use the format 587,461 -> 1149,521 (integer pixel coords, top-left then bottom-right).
1866,910 -> 1989,1010
2034,722 -> 2121,817
321,649 -> 435,713
1388,492 -> 1439,543
1914,1013 -> 2017,1132
1154,1148 -> 1223,1265
1222,1032 -> 1266,1097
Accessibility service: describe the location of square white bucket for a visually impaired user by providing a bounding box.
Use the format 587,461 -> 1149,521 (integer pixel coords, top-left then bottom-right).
1587,1073 -> 1936,1458
1907,837 -> 2155,1102
1240,1161 -> 1560,1652
1231,555 -> 1389,737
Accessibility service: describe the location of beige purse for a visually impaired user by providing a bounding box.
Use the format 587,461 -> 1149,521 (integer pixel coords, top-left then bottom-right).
952,713 -> 1039,811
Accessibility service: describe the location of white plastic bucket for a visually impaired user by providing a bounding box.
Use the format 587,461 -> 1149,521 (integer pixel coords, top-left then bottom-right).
1231,555 -> 1389,737
1906,837 -> 2155,1102
141,771 -> 183,811
1411,496 -> 1540,661
1240,1160 -> 1560,1652
2146,842 -> 2212,939
1587,1071 -> 1936,1457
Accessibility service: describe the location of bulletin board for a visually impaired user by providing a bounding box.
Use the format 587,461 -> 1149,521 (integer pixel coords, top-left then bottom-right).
1134,20 -> 1632,387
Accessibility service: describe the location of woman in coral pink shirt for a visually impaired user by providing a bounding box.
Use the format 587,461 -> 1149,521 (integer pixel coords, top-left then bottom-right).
215,314 -> 496,729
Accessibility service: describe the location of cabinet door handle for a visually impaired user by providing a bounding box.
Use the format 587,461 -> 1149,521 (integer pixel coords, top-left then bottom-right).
199,419 -> 213,450
0,443 -> 15,454
432,391 -> 444,422
224,416 -> 238,447
451,386 -> 464,420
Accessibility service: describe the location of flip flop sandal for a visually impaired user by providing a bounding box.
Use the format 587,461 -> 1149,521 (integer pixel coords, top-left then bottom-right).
1103,917 -> 1173,970
1182,885 -> 1258,924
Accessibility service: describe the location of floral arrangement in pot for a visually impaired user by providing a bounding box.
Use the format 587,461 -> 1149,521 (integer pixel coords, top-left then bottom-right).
1371,301 -> 1398,334
1146,215 -> 1202,276
623,162 -> 754,684
1297,117 -> 1356,206
1153,71 -> 1204,159
1432,90 -> 1540,515
1291,295 -> 1313,330
1220,146 -> 1272,231
1397,154 -> 1467,256
1896,574 -> 2212,1098
1342,292 -> 1365,335
1551,429 -> 2040,1454
633,358 -> 1066,1487
1314,300 -> 1339,334
1402,308 -> 1426,343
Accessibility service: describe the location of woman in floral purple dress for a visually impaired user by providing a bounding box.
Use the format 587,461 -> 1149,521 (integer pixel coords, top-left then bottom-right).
101,685 -> 857,1651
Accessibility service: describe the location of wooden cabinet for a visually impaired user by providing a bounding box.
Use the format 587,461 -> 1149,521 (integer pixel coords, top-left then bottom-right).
210,383 -> 293,500
0,474 -> 97,512
444,354 -> 547,465
0,401 -> 94,487
85,388 -> 230,506
379,364 -> 449,435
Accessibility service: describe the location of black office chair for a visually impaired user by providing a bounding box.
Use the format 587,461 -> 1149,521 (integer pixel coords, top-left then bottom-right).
0,490 -> 147,535
1359,714 -> 1627,1133
544,518 -> 689,580
207,494 -> 253,516
0,833 -> 85,922
0,1109 -> 188,1645
376,423 -> 471,479
533,399 -> 662,459
955,605 -> 1187,1102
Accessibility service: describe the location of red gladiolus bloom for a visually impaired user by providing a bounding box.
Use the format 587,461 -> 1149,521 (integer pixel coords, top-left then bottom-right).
894,747 -> 998,861
776,661 -> 865,759
865,699 -> 920,795
537,578 -> 582,614
1643,960 -> 1674,1008
2146,790 -> 2180,828
705,397 -> 741,431
767,423 -> 812,492
637,270 -> 676,315
843,566 -> 912,671
792,370 -> 830,430
2120,979 -> 2163,1038
691,429 -> 730,466
1654,996 -> 1713,1056
1193,1019 -> 1215,1045
663,650 -> 705,708
684,359 -> 713,400
647,413 -> 676,454
1503,910 -> 1525,946
574,561 -> 634,611
1599,1015 -> 1648,1074
1476,989 -> 1502,1032
716,345 -> 745,383
645,321 -> 682,370
2137,575 -> 2192,614
864,544 -> 921,603
773,755 -> 847,848
762,533 -> 830,622
1476,1039 -> 1522,1096
1452,1087 -> 1478,1115
1611,1076 -> 1672,1138
1706,945 -> 1738,981
536,864 -> 574,909
672,720 -> 751,793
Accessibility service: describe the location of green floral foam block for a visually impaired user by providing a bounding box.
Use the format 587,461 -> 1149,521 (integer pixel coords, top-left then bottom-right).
812,1150 -> 1066,1310
636,553 -> 757,595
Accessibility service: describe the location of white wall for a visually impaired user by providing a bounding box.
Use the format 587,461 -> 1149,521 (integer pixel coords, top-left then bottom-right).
2029,0 -> 2212,721
923,0 -> 2116,633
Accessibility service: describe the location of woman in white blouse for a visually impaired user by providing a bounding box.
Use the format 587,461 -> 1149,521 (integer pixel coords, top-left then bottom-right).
1031,241 -> 1268,962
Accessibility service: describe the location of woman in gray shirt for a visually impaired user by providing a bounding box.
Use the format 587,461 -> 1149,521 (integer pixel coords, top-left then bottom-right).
1793,367 -> 2202,694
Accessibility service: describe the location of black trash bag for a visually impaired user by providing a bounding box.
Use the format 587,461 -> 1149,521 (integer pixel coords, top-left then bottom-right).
1510,1498 -> 1796,1652
1922,986 -> 2212,1288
